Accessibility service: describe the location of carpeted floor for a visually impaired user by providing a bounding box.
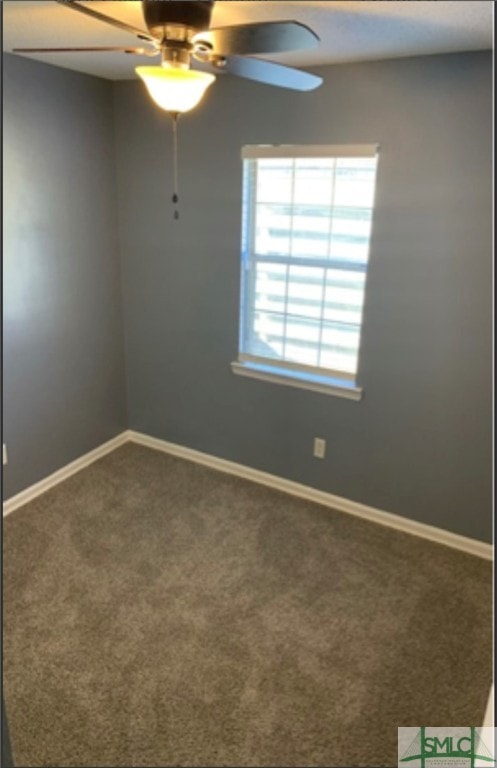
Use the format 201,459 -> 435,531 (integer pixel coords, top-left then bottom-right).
2,443 -> 493,767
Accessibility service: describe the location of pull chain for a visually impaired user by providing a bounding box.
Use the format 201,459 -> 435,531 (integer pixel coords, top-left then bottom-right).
171,112 -> 180,221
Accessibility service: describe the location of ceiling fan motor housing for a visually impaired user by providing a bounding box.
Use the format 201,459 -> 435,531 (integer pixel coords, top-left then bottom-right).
142,1 -> 214,39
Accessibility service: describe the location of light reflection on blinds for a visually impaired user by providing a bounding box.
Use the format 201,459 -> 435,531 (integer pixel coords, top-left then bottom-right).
240,147 -> 378,379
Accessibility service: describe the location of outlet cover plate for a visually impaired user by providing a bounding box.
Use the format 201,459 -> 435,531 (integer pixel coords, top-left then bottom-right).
313,438 -> 326,459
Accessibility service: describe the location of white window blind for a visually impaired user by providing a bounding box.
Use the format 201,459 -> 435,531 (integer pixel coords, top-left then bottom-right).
237,144 -> 379,391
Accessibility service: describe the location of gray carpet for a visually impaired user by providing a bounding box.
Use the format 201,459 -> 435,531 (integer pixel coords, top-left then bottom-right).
2,443 -> 493,767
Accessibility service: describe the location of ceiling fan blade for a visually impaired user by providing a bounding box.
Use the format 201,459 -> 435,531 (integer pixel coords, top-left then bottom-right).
193,21 -> 319,57
55,0 -> 155,42
13,47 -> 158,55
218,56 -> 322,92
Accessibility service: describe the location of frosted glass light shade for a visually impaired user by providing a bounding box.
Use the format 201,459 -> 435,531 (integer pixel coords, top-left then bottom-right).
136,66 -> 216,114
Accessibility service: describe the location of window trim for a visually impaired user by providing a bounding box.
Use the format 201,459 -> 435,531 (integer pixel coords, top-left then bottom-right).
242,144 -> 379,159
233,143 -> 379,400
231,360 -> 363,401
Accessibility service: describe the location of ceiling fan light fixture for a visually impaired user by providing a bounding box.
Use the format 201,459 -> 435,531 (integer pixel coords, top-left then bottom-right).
136,66 -> 216,114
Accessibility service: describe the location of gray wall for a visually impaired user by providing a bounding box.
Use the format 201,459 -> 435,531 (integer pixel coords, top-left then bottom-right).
2,51 -> 491,542
2,54 -> 127,499
114,51 -> 492,543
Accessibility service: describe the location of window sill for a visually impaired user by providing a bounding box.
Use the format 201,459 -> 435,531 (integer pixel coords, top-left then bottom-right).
231,361 -> 363,401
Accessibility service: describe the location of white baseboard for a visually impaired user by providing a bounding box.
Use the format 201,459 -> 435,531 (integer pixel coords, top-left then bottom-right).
2,432 -> 129,517
3,428 -> 493,561
482,685 -> 494,728
126,430 -> 493,561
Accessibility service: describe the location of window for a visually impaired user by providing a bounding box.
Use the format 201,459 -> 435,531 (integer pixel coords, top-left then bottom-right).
232,144 -> 379,400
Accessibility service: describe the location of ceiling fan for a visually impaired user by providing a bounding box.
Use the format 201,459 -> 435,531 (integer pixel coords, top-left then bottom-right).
13,1 -> 323,219
13,1 -> 323,112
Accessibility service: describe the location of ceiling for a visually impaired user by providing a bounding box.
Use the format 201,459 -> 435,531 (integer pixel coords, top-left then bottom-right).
2,1 -> 494,81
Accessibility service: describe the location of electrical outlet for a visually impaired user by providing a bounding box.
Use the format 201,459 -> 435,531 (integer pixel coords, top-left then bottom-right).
3,444 -> 7,466
313,438 -> 326,459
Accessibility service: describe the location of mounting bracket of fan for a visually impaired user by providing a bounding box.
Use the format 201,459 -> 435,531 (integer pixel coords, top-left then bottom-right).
143,1 -> 215,41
